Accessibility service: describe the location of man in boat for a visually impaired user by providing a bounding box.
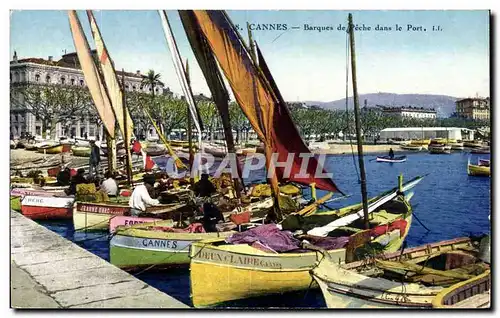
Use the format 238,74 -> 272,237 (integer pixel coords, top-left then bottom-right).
388,148 -> 395,159
192,173 -> 217,198
129,174 -> 161,216
100,170 -> 119,197
65,168 -> 88,196
88,140 -> 101,179
56,166 -> 71,186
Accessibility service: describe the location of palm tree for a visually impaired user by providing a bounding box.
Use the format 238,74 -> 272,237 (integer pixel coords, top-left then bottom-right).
141,70 -> 162,99
141,70 -> 162,137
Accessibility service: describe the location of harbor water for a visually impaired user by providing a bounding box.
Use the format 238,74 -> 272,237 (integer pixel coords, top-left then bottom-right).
36,151 -> 491,308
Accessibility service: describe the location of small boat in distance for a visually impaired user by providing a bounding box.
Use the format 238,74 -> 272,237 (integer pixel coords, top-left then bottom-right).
428,141 -> 451,154
467,158 -> 490,177
376,155 -> 407,163
400,143 -> 422,151
470,147 -> 490,154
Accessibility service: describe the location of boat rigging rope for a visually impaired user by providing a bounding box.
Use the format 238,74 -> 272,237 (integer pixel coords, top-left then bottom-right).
345,28 -> 360,183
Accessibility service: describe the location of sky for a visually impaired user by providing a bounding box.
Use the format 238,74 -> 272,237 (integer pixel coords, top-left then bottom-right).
9,10 -> 490,101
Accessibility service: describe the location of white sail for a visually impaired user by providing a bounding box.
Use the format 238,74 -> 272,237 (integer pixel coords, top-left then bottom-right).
158,10 -> 203,162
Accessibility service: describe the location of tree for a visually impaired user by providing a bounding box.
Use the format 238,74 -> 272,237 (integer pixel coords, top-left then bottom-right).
11,83 -> 91,138
228,102 -> 249,144
141,70 -> 162,100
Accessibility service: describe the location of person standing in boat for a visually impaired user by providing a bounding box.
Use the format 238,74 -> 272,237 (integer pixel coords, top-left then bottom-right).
129,174 -> 161,216
192,173 -> 217,198
88,140 -> 101,179
388,148 -> 394,159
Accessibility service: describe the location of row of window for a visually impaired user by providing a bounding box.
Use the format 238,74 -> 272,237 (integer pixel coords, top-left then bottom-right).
11,71 -> 161,93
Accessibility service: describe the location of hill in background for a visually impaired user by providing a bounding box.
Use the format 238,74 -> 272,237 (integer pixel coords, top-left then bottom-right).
304,92 -> 459,117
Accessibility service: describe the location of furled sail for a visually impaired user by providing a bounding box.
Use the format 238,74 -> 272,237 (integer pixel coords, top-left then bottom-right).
178,10 -> 245,191
67,10 -> 115,138
86,11 -> 133,146
190,10 -> 342,193
158,11 -> 203,151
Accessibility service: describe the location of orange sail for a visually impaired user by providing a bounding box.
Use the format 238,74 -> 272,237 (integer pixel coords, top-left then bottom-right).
67,10 -> 115,138
190,10 -> 341,193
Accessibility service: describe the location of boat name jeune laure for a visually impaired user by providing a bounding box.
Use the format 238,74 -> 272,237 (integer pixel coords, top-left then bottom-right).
77,203 -> 129,215
194,250 -> 283,270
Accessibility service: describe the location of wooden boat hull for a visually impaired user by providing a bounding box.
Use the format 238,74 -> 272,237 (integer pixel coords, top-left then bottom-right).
428,146 -> 451,154
21,195 -> 74,220
463,141 -> 483,148
109,227 -> 233,270
467,164 -> 490,177
37,144 -> 64,154
189,214 -> 412,307
470,148 -> 490,154
312,237 -> 478,308
25,144 -> 38,151
432,270 -> 490,308
376,156 -> 407,163
72,146 -> 91,157
410,139 -> 430,146
109,215 -> 163,233
73,202 -> 130,231
400,145 -> 422,151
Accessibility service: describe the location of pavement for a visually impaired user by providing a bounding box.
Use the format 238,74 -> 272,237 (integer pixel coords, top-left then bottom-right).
10,210 -> 189,309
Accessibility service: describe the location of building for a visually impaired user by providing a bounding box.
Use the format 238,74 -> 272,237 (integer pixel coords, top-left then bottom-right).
10,51 -> 172,140
378,105 -> 437,119
379,127 -> 474,142
455,97 -> 490,121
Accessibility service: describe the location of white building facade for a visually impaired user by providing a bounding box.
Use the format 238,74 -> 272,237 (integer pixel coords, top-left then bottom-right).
10,51 -> 171,140
380,106 -> 437,119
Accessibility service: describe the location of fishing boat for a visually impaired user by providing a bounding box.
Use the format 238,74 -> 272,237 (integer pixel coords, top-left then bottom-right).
428,144 -> 451,154
20,195 -> 74,220
72,146 -> 91,157
110,222 -> 234,271
189,179 -> 420,307
73,200 -> 188,231
400,144 -> 422,151
450,142 -> 465,151
467,158 -> 490,177
311,236 -> 489,308
410,139 -> 431,146
144,144 -> 167,157
37,143 -> 65,154
109,215 -> 163,233
376,155 -> 407,163
463,140 -> 484,148
432,270 -> 490,308
25,143 -> 38,151
470,147 -> 490,154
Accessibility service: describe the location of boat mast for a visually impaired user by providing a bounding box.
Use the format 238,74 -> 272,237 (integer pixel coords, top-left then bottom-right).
348,13 -> 370,229
121,69 -> 132,185
185,58 -> 195,186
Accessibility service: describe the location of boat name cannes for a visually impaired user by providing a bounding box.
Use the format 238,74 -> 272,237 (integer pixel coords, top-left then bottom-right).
142,239 -> 178,249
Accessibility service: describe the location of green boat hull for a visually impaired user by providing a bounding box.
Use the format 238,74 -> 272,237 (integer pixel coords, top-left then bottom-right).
109,234 -> 193,270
